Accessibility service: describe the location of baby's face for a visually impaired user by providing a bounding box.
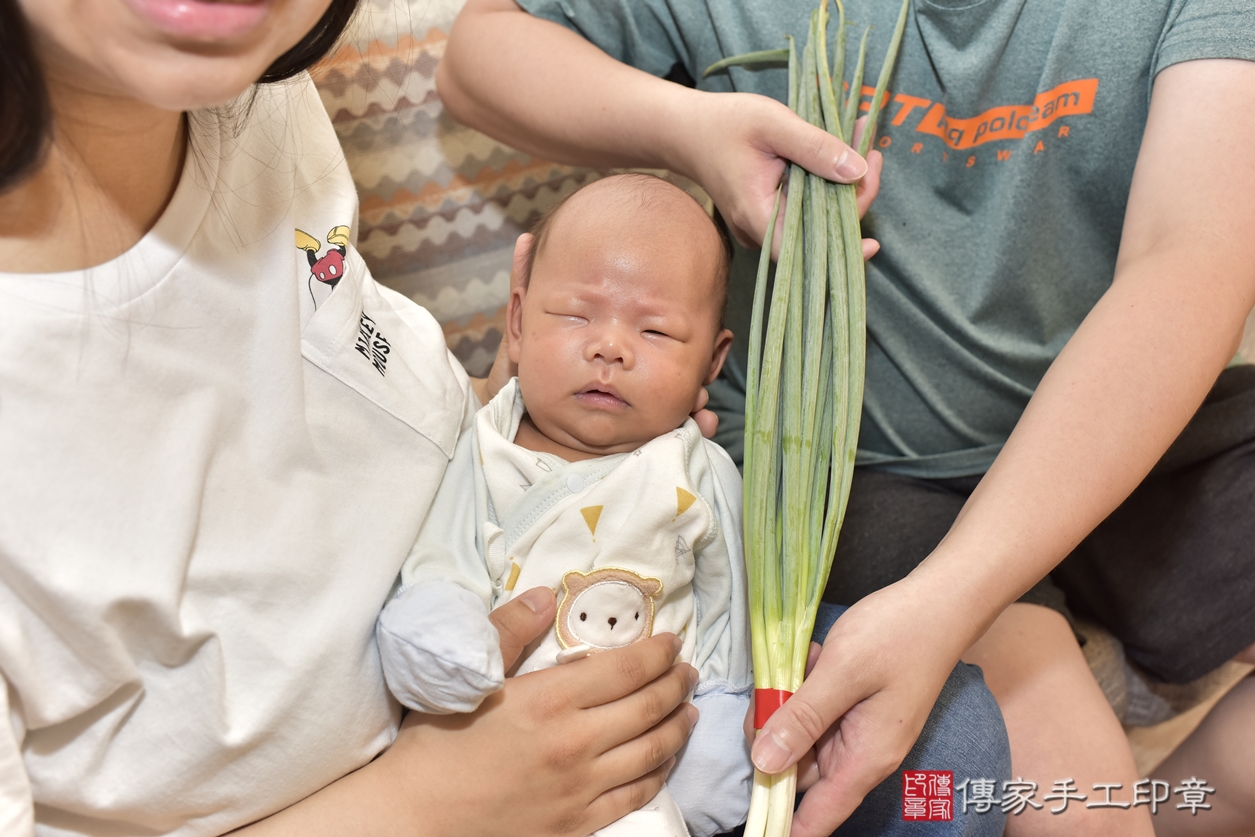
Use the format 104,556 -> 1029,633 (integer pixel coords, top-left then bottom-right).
508,180 -> 732,458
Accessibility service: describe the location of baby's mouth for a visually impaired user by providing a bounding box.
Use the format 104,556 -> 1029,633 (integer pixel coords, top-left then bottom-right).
575,384 -> 629,409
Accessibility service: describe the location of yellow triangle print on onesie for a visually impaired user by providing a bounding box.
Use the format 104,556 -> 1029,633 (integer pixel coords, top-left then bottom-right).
581,505 -> 604,540
676,487 -> 697,518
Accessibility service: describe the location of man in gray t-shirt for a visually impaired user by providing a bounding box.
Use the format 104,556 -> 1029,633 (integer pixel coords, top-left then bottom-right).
509,0 -> 1254,478
437,3 -> 1255,836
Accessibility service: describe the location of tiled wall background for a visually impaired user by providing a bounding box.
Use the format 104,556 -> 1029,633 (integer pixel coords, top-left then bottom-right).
311,0 -> 601,377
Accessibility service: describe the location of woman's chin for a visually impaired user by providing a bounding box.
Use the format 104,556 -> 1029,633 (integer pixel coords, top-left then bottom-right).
99,48 -> 278,110
133,61 -> 270,110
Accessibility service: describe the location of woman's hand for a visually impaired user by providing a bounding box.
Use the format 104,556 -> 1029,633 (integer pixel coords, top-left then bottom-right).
749,578 -> 974,837
238,589 -> 696,836
384,588 -> 699,837
667,92 -> 883,259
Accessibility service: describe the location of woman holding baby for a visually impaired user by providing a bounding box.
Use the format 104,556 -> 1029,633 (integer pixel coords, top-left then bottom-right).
1,1 -> 1252,837
0,0 -> 695,834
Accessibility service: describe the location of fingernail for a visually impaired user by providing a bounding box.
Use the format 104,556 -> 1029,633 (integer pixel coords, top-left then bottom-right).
671,634 -> 683,656
517,587 -> 547,613
835,149 -> 867,181
752,731 -> 795,774
688,666 -> 699,689
685,704 -> 700,729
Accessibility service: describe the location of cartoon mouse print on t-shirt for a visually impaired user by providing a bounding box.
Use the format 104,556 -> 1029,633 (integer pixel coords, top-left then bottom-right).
297,225 -> 351,309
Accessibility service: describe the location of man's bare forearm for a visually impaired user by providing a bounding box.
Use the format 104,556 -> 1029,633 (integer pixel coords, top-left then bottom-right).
438,0 -> 693,173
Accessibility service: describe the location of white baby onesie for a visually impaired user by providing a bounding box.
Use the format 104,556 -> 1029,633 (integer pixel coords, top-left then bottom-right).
378,379 -> 752,837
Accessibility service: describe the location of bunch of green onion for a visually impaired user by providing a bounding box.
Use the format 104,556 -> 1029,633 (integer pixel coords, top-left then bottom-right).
705,1 -> 909,834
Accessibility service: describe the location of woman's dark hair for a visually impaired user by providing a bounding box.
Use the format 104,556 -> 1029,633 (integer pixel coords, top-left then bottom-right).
258,0 -> 361,83
0,0 -> 361,193
0,0 -> 50,194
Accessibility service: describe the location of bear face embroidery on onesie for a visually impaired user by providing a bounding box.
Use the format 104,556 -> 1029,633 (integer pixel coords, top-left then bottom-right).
554,568 -> 663,662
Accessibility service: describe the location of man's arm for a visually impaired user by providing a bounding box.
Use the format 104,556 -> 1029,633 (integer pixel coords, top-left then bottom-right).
438,0 -> 876,253
754,57 -> 1255,836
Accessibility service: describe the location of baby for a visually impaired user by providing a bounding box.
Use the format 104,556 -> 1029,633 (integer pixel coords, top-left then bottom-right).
377,174 -> 751,837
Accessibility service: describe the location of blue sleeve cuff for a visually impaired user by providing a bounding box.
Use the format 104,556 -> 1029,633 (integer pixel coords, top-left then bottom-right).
376,581 -> 504,714
668,685 -> 753,837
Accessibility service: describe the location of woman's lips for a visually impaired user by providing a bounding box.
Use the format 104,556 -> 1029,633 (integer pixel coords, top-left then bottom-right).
126,0 -> 269,40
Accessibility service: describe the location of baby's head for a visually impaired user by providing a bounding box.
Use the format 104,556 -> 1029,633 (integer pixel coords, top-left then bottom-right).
506,173 -> 734,458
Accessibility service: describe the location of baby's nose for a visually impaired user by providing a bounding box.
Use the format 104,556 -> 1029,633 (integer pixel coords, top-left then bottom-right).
608,617 -> 618,628
585,326 -> 634,367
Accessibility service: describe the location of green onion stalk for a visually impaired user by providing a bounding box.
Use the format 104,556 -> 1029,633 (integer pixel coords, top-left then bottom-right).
704,1 -> 909,833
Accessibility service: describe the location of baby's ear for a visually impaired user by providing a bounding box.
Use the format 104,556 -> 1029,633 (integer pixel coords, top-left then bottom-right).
506,234 -> 535,365
510,233 -> 534,292
704,328 -> 735,385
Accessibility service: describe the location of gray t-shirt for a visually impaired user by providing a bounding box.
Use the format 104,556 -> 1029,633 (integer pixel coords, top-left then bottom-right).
518,0 -> 1255,477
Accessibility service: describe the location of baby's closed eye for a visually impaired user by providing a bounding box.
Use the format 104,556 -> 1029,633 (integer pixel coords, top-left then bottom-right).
545,310 -> 589,325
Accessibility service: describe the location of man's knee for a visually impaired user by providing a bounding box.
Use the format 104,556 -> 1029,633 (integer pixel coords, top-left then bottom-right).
915,663 -> 1009,836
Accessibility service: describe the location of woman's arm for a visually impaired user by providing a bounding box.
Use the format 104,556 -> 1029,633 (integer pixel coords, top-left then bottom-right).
235,589 -> 698,837
754,57 -> 1255,837
438,0 -> 877,254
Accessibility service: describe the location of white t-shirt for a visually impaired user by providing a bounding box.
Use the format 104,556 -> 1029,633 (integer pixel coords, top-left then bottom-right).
0,75 -> 475,836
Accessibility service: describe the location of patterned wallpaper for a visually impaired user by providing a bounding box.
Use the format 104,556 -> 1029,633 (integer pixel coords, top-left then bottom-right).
311,0 -> 601,377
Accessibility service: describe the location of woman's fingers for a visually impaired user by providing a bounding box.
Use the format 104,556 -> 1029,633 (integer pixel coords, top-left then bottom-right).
483,335 -> 516,402
582,758 -> 677,833
583,659 -> 695,751
593,702 -> 695,788
584,662 -> 694,750
488,587 -> 556,671
562,633 -> 685,709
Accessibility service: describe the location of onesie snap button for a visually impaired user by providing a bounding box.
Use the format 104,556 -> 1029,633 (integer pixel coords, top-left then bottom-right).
566,474 -> 585,493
